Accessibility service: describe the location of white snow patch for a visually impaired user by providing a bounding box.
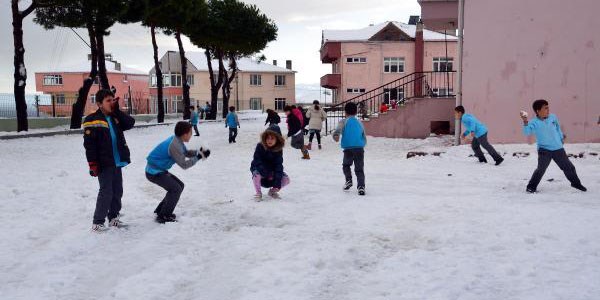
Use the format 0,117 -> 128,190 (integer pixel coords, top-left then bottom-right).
18,63 -> 26,77
18,80 -> 25,87
0,117 -> 599,299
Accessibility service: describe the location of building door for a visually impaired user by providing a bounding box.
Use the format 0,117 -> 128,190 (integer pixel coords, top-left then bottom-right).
275,98 -> 286,111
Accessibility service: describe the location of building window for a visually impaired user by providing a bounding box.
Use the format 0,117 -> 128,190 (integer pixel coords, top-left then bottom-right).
383,57 -> 404,73
55,94 -> 66,104
275,75 -> 286,86
90,94 -> 96,104
433,57 -> 453,72
346,88 -> 366,94
171,73 -> 182,87
162,74 -> 171,87
250,74 -> 262,86
43,74 -> 63,86
250,97 -> 262,110
432,88 -> 454,97
383,87 -> 404,103
186,74 -> 194,86
150,75 -> 157,87
346,57 -> 367,63
275,98 -> 286,111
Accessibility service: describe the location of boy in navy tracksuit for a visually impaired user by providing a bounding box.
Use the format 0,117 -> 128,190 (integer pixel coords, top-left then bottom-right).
250,125 -> 290,200
521,99 -> 586,193
83,89 -> 135,232
190,106 -> 200,136
145,122 -> 211,223
455,106 -> 504,165
333,102 -> 367,196
225,106 -> 240,143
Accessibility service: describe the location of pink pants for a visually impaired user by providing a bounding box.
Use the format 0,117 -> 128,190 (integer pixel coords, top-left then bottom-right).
253,173 -> 290,194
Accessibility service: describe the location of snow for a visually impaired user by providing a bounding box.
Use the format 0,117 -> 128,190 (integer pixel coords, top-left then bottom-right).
18,63 -> 26,77
17,80 -> 25,87
1,117 -> 599,299
38,60 -> 147,75
323,21 -> 458,42
184,52 -> 295,73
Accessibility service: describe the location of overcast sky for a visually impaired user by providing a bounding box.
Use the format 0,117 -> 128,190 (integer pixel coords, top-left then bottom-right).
0,0 -> 421,97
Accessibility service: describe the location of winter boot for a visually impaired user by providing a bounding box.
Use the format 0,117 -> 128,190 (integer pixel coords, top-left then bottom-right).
526,187 -> 537,194
302,150 -> 311,160
306,143 -> 312,150
343,180 -> 353,190
254,193 -> 263,201
156,214 -> 178,224
91,224 -> 109,233
318,144 -> 322,150
495,157 -> 504,166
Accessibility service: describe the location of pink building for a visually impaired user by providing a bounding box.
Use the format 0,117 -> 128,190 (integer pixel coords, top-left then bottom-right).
321,21 -> 457,104
320,20 -> 459,138
35,59 -> 150,117
419,0 -> 600,143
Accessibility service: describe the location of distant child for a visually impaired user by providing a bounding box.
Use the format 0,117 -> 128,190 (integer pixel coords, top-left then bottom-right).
333,102 -> 367,196
84,89 -> 135,232
190,106 -> 200,136
265,109 -> 281,127
521,99 -> 586,193
379,102 -> 388,114
284,105 -> 310,159
250,126 -> 290,200
225,106 -> 240,143
455,106 -> 504,165
306,100 -> 328,150
145,121 -> 211,223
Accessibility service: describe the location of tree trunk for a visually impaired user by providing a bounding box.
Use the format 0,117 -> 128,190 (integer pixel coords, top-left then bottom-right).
151,25 -> 164,123
175,30 -> 191,120
11,0 -> 36,132
70,23 -> 98,129
222,55 -> 237,118
95,30 -> 110,90
205,48 -> 224,120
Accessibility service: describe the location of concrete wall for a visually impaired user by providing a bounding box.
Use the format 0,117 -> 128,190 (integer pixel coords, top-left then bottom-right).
462,0 -> 600,143
363,97 -> 455,138
0,114 -> 181,132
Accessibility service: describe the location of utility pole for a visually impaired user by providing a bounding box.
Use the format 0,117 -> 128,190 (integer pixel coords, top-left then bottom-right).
455,0 -> 465,146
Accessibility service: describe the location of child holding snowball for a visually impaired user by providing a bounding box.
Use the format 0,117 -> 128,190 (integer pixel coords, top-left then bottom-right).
145,121 -> 211,223
520,99 -> 586,193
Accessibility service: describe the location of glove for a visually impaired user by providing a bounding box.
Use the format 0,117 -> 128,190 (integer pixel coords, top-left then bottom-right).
89,162 -> 99,177
197,147 -> 211,160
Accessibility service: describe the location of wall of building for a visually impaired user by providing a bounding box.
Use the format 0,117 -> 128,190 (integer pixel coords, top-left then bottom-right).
462,0 -> 600,143
363,97 -> 456,138
333,40 -> 456,104
189,71 -> 296,111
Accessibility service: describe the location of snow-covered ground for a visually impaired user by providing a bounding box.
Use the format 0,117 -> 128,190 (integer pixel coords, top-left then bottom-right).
1,116 -> 599,300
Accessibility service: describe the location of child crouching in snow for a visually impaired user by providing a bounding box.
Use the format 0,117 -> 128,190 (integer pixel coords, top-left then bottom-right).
250,125 -> 290,200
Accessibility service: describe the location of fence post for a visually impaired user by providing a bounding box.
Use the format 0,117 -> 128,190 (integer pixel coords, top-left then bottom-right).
35,95 -> 40,117
51,94 -> 56,117
147,98 -> 150,114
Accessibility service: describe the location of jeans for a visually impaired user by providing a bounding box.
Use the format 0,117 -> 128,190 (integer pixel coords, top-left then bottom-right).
343,148 -> 365,187
93,166 -> 123,224
192,124 -> 199,136
229,128 -> 238,143
146,172 -> 185,216
309,129 -> 322,145
472,133 -> 502,162
527,148 -> 582,190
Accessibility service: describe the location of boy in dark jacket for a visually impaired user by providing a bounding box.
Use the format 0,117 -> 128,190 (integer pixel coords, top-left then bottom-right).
250,125 -> 290,200
146,122 -> 211,223
83,89 -> 135,232
265,109 -> 281,126
284,105 -> 310,159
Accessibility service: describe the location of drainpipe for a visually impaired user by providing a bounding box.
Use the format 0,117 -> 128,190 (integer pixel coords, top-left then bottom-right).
414,21 -> 424,97
455,0 -> 465,146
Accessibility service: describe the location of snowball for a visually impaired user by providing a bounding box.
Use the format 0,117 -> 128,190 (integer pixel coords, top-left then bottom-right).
520,111 -> 528,118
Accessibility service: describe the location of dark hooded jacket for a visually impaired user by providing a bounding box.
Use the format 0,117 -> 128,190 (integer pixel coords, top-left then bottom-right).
250,127 -> 286,188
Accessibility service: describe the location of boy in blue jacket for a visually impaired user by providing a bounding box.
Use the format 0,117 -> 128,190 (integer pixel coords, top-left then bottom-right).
455,106 -> 504,165
146,122 -> 211,223
190,106 -> 200,136
225,106 -> 240,143
333,102 -> 367,196
521,99 -> 586,193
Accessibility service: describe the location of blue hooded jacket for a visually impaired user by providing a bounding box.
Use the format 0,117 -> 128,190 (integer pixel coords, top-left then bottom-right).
461,113 -> 488,138
190,111 -> 199,125
523,114 -> 564,151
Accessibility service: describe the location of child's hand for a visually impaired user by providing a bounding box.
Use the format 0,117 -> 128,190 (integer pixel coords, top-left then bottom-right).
520,110 -> 528,122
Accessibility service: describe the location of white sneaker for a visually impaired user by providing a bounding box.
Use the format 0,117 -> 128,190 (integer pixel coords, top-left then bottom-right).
268,189 -> 280,199
109,218 -> 128,228
91,224 -> 109,233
